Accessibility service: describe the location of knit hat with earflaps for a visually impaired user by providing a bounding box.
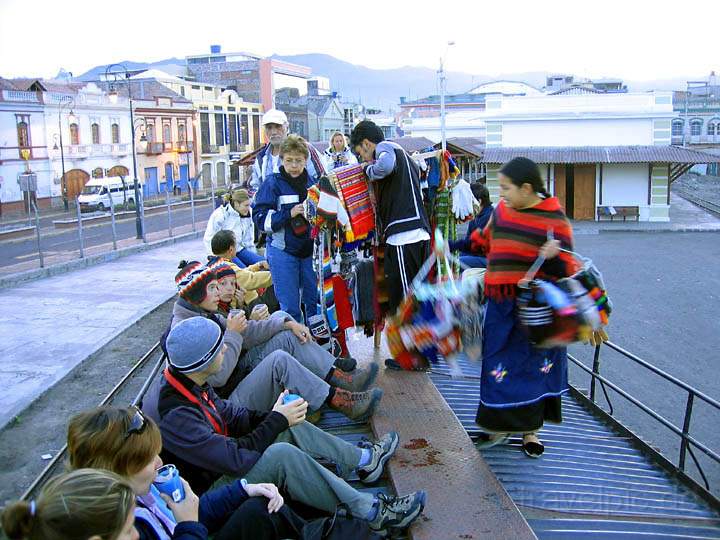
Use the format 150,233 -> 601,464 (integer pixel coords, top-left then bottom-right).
210,260 -> 236,282
175,260 -> 217,305
166,317 -> 223,373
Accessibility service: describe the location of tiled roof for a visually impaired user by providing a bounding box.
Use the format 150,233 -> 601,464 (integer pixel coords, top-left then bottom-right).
113,80 -> 191,103
481,146 -> 720,164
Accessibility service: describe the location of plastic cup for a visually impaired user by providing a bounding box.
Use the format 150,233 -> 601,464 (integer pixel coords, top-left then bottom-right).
153,464 -> 185,503
283,393 -> 302,405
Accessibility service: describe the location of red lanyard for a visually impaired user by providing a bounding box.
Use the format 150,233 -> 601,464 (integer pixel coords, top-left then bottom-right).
164,368 -> 228,436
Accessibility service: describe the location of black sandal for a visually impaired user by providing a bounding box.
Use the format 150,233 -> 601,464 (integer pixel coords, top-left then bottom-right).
522,434 -> 545,458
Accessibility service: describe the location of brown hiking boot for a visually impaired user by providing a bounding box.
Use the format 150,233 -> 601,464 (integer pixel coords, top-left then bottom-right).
329,387 -> 383,420
328,362 -> 379,392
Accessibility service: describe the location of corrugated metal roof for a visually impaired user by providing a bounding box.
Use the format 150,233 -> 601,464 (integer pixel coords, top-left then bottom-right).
428,355 -> 720,538
391,136 -> 435,153
442,137 -> 486,157
482,146 -> 720,164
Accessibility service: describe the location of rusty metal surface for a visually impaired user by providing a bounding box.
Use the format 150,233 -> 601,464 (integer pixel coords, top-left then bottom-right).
352,335 -> 537,540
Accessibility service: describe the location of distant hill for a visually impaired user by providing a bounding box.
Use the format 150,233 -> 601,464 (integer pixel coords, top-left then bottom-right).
74,53 -> 696,111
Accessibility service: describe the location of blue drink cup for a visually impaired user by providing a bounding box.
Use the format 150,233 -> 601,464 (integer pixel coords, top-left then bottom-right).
283,393 -> 302,405
153,464 -> 185,503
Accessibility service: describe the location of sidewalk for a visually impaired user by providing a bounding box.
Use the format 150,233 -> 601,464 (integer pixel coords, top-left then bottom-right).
0,237 -> 205,430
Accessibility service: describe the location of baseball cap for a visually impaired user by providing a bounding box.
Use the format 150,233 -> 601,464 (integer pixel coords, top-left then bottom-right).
262,109 -> 288,126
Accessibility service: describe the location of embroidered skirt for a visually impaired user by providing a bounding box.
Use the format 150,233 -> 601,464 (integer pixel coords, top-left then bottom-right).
476,298 -> 567,433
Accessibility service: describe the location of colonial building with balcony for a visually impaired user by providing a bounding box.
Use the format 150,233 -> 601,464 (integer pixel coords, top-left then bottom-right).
120,75 -> 196,198
671,72 -> 720,176
0,78 -> 133,213
137,69 -> 263,189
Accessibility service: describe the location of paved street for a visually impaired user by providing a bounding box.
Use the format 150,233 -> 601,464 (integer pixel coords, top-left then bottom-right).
0,202 -> 214,270
570,232 -> 720,494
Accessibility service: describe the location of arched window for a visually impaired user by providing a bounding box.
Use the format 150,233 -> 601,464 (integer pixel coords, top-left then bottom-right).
70,123 -> 80,145
111,123 -> 120,143
91,123 -> 101,144
163,123 -> 171,143
17,121 -> 29,147
707,120 -> 719,136
671,119 -> 683,136
178,123 -> 186,143
146,124 -> 155,142
690,119 -> 703,136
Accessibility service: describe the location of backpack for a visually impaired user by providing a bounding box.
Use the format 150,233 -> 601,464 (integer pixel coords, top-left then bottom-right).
301,504 -> 383,540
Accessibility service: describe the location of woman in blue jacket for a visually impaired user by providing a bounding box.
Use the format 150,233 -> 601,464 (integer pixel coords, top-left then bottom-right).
66,406 -> 304,540
252,135 -> 319,323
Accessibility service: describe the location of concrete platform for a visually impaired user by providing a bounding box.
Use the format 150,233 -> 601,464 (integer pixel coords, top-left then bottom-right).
0,237 -> 205,430
357,337 -> 537,540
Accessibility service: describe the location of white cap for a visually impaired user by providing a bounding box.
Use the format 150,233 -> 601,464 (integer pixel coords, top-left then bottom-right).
262,109 -> 288,126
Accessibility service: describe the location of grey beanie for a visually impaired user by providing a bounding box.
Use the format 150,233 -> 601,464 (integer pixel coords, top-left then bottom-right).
166,317 -> 223,373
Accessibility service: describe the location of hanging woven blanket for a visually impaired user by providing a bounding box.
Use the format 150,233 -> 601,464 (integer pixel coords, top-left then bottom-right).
328,164 -> 375,241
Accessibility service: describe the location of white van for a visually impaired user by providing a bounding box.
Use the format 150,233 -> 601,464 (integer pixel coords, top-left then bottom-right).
78,176 -> 139,212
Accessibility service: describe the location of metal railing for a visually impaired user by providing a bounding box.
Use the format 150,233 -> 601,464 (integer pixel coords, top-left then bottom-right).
569,340 -> 720,495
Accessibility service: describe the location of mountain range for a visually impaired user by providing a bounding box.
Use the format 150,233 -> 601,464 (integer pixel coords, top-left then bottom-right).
75,53 -> 696,110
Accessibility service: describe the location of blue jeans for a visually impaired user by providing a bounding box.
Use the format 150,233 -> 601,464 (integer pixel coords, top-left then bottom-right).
460,254 -> 487,269
267,244 -> 318,323
232,249 -> 265,269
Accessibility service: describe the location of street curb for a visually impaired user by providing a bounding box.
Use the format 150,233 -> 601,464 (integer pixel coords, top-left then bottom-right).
0,230 -> 203,290
0,225 -> 36,241
596,227 -> 720,234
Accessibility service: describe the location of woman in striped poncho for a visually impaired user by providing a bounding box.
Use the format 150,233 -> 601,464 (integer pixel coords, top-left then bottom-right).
469,157 -> 579,458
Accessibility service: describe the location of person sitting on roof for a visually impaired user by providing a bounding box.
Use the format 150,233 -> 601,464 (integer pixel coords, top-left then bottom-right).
142,316 -> 426,537
163,261 -> 381,421
66,406 -> 306,540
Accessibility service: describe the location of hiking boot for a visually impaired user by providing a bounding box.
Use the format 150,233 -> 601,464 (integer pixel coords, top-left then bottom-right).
334,355 -> 357,372
329,387 -> 383,420
357,431 -> 400,484
329,362 -> 379,392
369,491 -> 427,535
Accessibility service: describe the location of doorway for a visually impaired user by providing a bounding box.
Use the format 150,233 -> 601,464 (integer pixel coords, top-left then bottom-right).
553,164 -> 595,220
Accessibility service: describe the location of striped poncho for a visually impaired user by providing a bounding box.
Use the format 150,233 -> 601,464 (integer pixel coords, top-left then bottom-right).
470,197 -> 579,301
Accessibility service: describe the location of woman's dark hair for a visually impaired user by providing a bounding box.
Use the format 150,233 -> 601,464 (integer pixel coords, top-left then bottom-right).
499,157 -> 550,198
350,120 -> 385,148
471,183 -> 491,208
211,229 -> 237,255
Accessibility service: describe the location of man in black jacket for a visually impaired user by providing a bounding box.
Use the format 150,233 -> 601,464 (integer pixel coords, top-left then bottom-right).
143,316 -> 427,536
350,121 -> 431,315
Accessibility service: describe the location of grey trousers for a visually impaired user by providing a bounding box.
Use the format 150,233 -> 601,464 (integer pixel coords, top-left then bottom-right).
228,350 -> 331,411
244,330 -> 335,379
244,422 -> 372,518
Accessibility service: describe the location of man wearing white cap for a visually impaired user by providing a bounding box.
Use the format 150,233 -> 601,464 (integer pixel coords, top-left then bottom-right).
249,109 -> 325,196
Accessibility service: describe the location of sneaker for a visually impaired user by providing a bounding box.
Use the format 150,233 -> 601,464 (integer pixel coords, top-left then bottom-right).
369,491 -> 427,535
329,387 -> 383,420
329,362 -> 379,392
358,432 -> 400,484
334,355 -> 358,372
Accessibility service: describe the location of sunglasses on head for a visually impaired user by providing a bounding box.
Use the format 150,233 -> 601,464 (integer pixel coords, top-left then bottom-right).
124,407 -> 147,440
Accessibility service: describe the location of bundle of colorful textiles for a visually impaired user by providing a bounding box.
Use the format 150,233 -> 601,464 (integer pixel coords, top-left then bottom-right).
306,178 -> 355,243
328,164 -> 375,241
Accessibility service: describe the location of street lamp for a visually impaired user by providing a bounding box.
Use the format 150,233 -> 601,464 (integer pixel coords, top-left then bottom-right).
439,40 -> 455,153
105,64 -> 145,242
56,96 -> 75,211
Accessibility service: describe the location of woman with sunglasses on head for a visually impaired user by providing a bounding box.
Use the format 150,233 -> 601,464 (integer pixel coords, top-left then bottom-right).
66,406 -> 305,540
1,468 -> 137,540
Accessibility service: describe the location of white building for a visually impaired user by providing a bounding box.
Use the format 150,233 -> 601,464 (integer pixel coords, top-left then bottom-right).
479,91 -> 719,221
0,79 -> 133,213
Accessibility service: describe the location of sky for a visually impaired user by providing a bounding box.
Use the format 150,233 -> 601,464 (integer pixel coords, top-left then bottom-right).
1,0 -> 718,82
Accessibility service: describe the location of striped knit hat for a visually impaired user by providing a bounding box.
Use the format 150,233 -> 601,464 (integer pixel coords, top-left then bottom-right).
210,260 -> 236,281
166,317 -> 223,373
175,260 -> 217,305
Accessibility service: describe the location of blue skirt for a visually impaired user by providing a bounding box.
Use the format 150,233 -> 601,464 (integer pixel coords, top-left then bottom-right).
476,298 -> 567,431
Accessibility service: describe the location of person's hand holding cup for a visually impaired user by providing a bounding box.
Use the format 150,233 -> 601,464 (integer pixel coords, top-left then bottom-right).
272,390 -> 307,426
227,309 -> 248,334
250,304 -> 269,321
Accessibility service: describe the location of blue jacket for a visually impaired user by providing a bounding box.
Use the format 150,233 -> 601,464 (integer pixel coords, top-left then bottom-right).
252,170 -> 315,258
